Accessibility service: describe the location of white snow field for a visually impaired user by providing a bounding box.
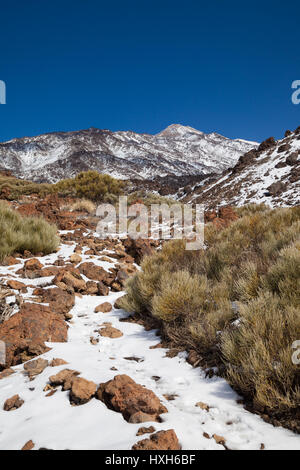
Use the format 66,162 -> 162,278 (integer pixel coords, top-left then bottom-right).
0,234 -> 299,451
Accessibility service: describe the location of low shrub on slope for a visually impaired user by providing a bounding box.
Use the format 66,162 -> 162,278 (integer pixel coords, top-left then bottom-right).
0,203 -> 59,261
121,204 -> 300,430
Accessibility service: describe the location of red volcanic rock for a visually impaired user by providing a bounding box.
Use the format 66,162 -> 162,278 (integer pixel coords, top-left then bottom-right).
0,303 -> 68,369
78,262 -> 109,282
132,430 -> 181,450
122,238 -> 154,264
97,374 -> 167,422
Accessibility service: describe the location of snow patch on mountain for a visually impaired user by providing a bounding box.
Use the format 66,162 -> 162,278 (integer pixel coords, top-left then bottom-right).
0,125 -> 257,183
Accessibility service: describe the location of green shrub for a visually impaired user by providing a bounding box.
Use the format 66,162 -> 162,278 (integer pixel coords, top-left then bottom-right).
222,293 -> 300,414
0,175 -> 53,200
54,171 -> 124,202
123,205 -> 300,425
0,203 -> 59,261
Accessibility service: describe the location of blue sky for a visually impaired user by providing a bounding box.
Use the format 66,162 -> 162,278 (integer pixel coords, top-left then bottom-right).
0,0 -> 299,143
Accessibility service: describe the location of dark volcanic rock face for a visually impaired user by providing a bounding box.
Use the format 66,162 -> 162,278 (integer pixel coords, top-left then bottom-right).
0,125 -> 256,183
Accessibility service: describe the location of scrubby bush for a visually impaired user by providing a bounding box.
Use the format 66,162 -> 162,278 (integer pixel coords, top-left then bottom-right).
54,171 -> 124,202
123,205 -> 300,427
127,191 -> 176,207
0,202 -> 59,261
71,199 -> 96,214
222,293 -> 300,415
0,175 -> 53,200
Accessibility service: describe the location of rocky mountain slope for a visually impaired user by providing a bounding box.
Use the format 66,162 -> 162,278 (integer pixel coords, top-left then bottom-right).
181,127 -> 300,208
0,125 -> 257,183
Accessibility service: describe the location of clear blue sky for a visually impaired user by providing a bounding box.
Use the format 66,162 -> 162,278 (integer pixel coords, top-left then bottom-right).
0,0 -> 299,143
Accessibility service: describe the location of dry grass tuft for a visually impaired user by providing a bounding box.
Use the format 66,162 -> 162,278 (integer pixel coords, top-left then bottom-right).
0,202 -> 59,261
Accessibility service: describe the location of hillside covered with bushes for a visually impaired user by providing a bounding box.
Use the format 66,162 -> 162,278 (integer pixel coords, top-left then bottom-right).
121,205 -> 300,432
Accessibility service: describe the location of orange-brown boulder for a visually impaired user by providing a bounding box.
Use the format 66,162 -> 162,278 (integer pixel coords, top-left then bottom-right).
78,262 -> 109,282
0,303 -> 68,369
70,377 -> 97,405
6,280 -> 27,291
53,269 -> 86,293
36,287 -> 75,319
99,326 -> 123,338
21,440 -> 35,451
24,259 -> 43,271
97,374 -> 167,421
2,256 -> 21,266
3,394 -> 24,411
123,238 -> 154,264
132,430 -> 181,450
23,358 -> 48,379
94,302 -> 112,313
49,369 -> 80,391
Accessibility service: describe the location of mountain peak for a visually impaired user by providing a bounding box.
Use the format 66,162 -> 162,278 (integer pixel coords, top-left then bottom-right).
157,124 -> 203,137
0,125 -> 257,183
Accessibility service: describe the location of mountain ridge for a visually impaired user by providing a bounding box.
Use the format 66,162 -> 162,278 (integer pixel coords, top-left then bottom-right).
0,124 -> 257,183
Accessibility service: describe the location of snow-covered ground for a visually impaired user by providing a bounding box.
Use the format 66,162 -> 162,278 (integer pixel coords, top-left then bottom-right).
0,235 -> 299,450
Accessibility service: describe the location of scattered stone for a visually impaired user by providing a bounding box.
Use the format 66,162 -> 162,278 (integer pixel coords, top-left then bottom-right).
90,337 -> 99,345
163,394 -> 178,401
2,256 -> 21,266
99,326 -> 123,338
114,296 -> 125,309
94,302 -> 112,313
151,376 -> 161,382
24,259 -> 43,272
123,237 -> 154,264
149,343 -> 163,350
203,432 -> 210,439
97,374 -> 167,422
53,269 -> 86,293
124,357 -> 143,363
213,434 -> 226,446
165,349 -> 180,358
21,440 -> 35,451
136,426 -> 156,436
98,281 -> 109,296
0,368 -> 15,380
70,254 -> 82,264
70,377 -> 97,405
85,281 -> 98,295
132,430 -> 181,450
3,394 -> 24,411
49,369 -> 80,391
195,401 -> 210,411
111,281 -> 123,292
116,269 -> 129,286
78,262 -> 108,282
129,411 -> 158,424
50,358 -> 68,367
45,390 -> 57,397
6,280 -> 27,291
187,349 -> 201,367
24,358 -> 48,379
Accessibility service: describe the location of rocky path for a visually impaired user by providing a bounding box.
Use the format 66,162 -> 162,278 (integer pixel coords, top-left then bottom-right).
0,232 -> 299,450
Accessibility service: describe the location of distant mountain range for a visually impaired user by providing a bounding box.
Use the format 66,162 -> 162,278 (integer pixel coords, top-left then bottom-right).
0,124 -> 257,183
181,126 -> 300,207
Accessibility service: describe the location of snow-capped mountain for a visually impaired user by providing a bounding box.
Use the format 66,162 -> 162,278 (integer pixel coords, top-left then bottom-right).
0,124 -> 257,183
182,127 -> 300,208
